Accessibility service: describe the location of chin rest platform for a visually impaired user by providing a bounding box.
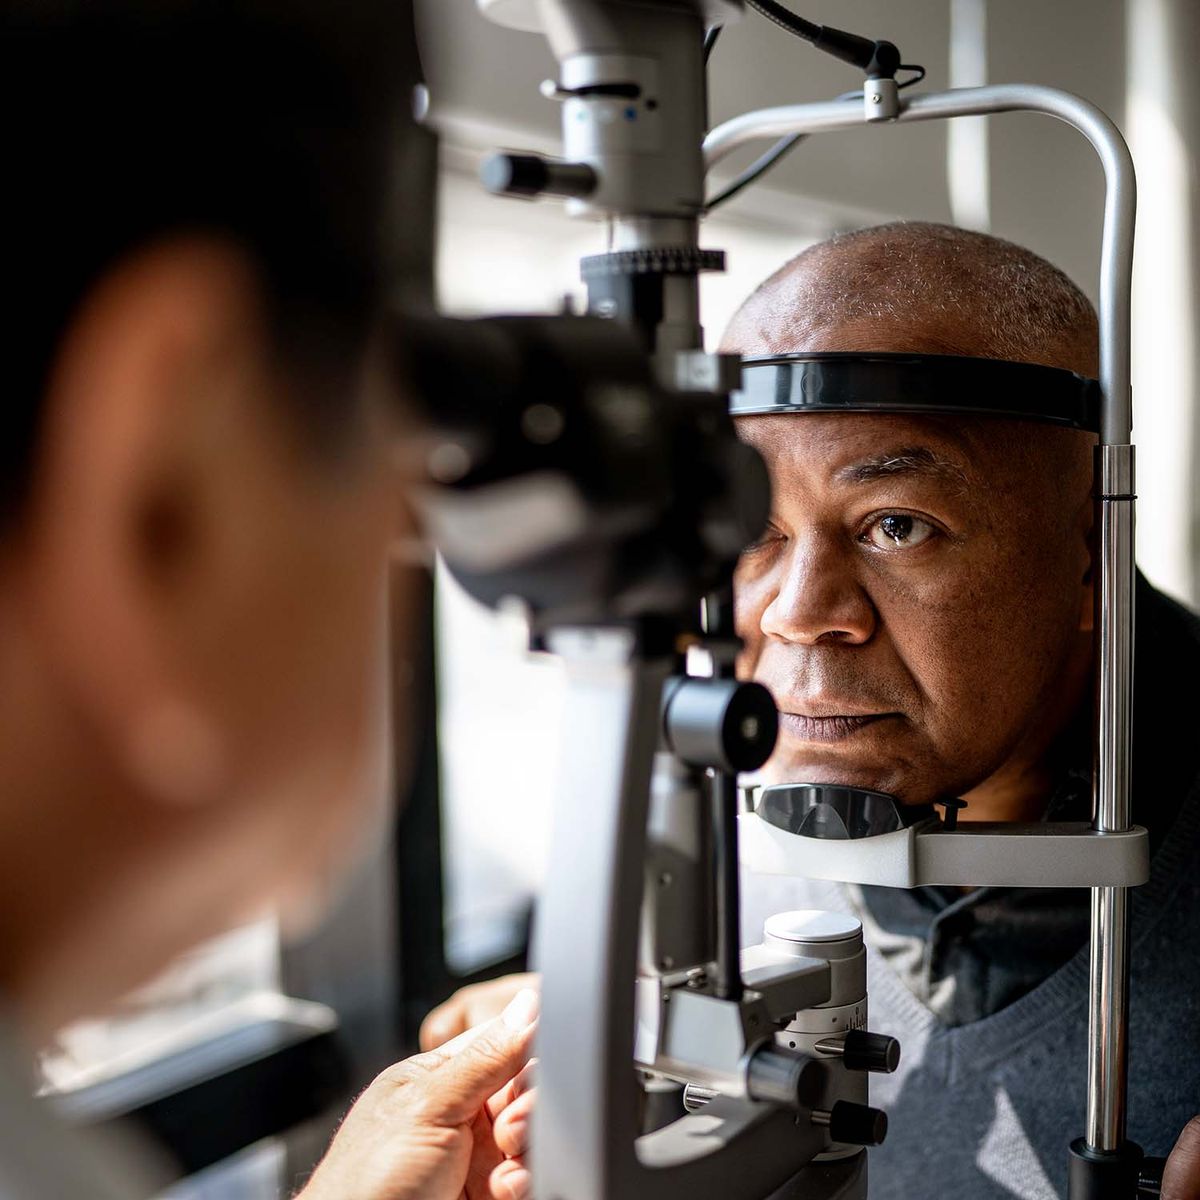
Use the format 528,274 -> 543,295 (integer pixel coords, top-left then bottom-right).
739,812 -> 1150,889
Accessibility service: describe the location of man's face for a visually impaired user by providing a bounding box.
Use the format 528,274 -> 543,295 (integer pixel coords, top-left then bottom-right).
734,411 -> 1094,806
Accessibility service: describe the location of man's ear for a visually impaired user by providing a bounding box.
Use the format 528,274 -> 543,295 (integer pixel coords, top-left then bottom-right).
20,238 -> 277,808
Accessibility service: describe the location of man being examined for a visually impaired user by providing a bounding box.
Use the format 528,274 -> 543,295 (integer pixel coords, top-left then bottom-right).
426,223 -> 1200,1199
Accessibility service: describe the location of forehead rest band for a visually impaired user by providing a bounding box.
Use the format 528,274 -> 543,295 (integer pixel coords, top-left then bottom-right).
731,352 -> 1100,432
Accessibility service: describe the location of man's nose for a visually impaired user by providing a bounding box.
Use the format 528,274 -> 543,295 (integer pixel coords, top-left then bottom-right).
759,534 -> 876,646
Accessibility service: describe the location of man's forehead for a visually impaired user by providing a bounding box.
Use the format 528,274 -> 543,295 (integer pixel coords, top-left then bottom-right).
735,411 -> 987,477
725,314 -> 988,361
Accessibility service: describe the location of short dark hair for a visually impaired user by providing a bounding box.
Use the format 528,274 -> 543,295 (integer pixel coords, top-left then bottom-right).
1,0 -> 420,516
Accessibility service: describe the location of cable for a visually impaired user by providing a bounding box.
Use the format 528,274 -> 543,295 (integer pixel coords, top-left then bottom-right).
703,67 -> 925,213
705,133 -> 808,211
704,88 -> 856,212
703,6 -> 926,212
744,0 -> 820,43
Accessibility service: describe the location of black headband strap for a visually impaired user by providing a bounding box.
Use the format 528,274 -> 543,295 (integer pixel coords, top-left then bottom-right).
731,352 -> 1101,432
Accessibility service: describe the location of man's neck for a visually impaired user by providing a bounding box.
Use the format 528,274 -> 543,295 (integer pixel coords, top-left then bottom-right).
961,759 -> 1064,822
961,681 -> 1092,824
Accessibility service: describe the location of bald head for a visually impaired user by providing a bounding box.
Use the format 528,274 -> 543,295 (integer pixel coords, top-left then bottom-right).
721,221 -> 1098,378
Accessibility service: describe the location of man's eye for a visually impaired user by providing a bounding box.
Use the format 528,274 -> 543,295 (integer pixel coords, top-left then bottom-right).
864,513 -> 936,550
742,525 -> 783,554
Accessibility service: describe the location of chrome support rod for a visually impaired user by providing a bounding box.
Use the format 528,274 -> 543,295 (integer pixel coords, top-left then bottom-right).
1090,446 -> 1136,1150
1088,886 -> 1132,1149
707,84 -> 1138,1156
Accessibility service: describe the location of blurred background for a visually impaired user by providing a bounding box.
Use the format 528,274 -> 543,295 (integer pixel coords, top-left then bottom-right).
44,2 -> 1200,1196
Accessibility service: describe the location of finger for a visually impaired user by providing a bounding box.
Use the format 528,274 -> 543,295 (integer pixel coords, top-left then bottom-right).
419,990 -> 540,1126
1164,1116 -> 1200,1200
417,1006 -> 522,1066
465,1105 -> 504,1200
421,975 -> 541,1053
493,1088 -> 535,1159
420,1001 -> 469,1052
490,1156 -> 531,1200
512,1058 -> 537,1099
487,1058 -> 537,1121
420,1008 -> 465,1053
399,994 -> 534,1090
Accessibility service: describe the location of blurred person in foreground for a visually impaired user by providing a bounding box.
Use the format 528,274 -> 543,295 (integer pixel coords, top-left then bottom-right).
0,2 -> 531,1198
426,224 -> 1200,1199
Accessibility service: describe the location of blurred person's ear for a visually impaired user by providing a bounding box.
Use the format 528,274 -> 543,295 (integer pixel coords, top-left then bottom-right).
21,238 -> 296,809
0,238 -> 395,1034
21,226 -> 394,825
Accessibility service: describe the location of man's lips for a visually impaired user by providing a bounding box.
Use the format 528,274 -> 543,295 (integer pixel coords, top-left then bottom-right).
778,712 -> 898,742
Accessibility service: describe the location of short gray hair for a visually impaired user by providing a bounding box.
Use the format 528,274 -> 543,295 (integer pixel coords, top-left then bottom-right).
722,221 -> 1098,376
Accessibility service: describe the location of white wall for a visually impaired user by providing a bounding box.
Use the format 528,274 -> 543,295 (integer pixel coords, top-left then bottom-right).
1126,0 -> 1200,604
420,0 -> 1124,299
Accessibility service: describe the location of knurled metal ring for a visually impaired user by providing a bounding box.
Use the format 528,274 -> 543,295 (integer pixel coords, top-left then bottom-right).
580,247 -> 726,280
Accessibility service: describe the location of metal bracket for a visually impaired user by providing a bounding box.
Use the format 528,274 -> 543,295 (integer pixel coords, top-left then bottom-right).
739,813 -> 1150,889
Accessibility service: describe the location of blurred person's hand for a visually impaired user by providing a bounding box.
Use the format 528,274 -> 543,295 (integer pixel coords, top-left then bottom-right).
297,989 -> 538,1200
420,974 -> 540,1051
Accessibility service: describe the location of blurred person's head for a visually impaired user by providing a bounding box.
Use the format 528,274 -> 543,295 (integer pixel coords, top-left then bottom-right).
0,1 -> 419,1037
723,223 -> 1098,819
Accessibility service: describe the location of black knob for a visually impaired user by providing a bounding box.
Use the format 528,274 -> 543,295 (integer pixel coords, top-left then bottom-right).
661,677 -> 778,773
842,1030 -> 901,1074
828,1101 -> 888,1147
480,154 -> 597,200
935,796 -> 968,830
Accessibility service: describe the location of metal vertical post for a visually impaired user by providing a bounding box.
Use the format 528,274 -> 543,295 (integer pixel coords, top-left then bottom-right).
1087,446 -> 1136,1153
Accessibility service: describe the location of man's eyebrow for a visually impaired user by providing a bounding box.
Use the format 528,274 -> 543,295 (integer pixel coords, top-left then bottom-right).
834,445 -> 971,488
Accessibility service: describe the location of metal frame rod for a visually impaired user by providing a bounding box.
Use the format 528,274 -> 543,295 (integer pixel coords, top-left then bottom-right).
707,84 -> 1137,1154
704,85 -> 1133,442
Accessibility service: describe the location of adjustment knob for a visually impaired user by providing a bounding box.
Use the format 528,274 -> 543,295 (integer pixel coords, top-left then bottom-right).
580,247 -> 727,280
661,677 -> 778,773
813,1101 -> 888,1147
480,153 -> 597,200
746,1046 -> 812,1111
842,1030 -> 901,1074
